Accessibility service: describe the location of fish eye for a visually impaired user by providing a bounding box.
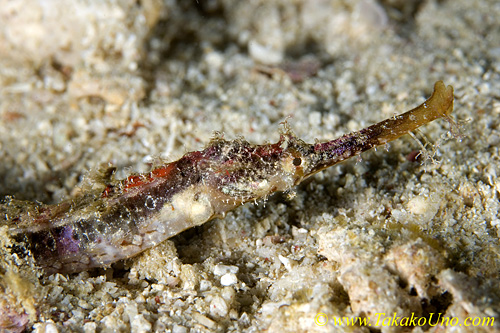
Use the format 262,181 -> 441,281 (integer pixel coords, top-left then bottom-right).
292,157 -> 302,166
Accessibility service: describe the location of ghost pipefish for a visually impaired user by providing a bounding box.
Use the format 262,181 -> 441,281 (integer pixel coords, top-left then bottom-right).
2,81 -> 454,274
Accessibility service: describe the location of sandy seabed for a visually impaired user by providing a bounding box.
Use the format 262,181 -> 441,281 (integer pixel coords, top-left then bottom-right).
1,0 -> 499,332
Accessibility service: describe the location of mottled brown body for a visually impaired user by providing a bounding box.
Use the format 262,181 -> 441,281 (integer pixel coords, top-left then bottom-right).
2,81 -> 454,274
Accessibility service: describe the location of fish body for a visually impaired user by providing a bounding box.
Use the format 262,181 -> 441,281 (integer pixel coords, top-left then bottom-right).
3,81 -> 454,274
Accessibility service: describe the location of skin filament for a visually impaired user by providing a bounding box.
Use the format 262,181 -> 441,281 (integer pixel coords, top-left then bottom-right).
1,81 -> 454,274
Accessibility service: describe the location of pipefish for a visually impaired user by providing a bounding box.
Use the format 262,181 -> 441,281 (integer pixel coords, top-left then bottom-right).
2,81 -> 454,274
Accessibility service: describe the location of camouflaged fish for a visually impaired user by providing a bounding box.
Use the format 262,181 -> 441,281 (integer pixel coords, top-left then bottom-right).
2,81 -> 454,274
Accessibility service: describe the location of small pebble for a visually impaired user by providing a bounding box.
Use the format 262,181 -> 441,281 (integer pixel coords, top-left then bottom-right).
220,273 -> 238,286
